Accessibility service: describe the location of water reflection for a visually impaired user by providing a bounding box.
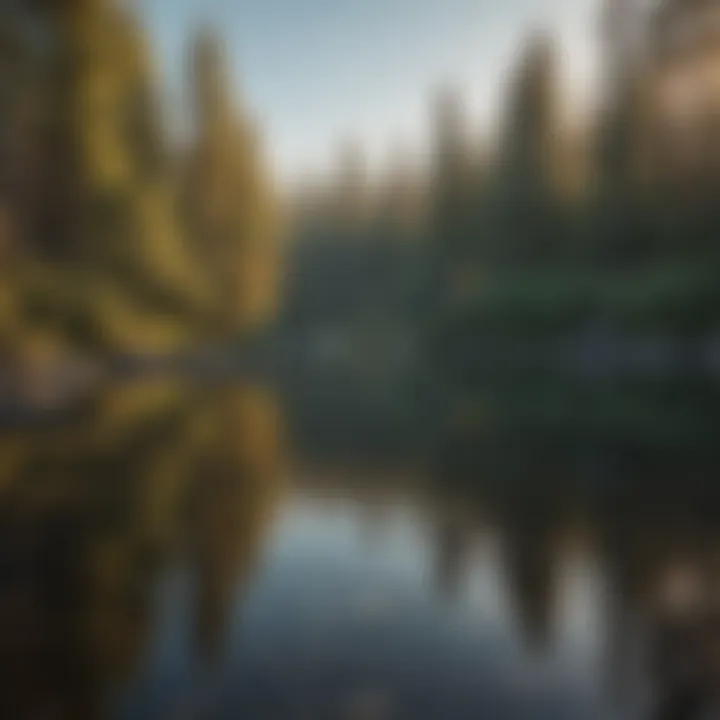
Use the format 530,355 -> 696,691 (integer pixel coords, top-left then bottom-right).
187,386 -> 283,662
0,381 -> 283,719
0,379 -> 719,718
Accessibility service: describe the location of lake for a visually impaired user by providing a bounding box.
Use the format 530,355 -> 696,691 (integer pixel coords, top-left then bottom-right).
0,375 -> 719,719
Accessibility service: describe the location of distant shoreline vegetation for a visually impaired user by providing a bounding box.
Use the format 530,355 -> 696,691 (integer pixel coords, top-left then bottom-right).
287,8 -> 720,367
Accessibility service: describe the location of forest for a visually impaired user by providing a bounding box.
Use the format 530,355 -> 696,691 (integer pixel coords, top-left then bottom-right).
0,1 -> 279,370
2,0 -> 719,389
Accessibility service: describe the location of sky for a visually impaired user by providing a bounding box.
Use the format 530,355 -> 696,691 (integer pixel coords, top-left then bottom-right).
138,0 -> 599,183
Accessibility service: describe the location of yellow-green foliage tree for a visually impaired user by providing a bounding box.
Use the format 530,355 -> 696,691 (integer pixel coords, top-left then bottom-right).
20,0 -> 212,353
2,5 -> 280,360
0,1 -> 282,361
184,28 -> 281,337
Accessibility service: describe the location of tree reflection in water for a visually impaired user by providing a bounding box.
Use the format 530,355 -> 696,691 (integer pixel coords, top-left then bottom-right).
0,381 -> 283,719
0,380 -> 719,718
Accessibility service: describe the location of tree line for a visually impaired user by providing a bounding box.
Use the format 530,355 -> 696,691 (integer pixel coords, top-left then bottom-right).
290,23 -> 720,344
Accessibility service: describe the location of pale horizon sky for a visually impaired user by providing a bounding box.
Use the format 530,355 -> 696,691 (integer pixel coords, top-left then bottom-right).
139,0 -> 600,184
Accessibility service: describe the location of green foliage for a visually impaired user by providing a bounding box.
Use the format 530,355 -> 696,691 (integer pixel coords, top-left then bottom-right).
429,29 -> 720,348
183,28 -> 281,337
0,2 -> 280,361
437,261 -> 720,340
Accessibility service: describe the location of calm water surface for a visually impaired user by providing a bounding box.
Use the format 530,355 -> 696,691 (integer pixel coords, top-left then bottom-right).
1,378 -> 719,719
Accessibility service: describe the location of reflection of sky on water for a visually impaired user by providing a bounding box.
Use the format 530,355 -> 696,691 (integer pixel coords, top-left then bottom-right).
117,488 -> 612,719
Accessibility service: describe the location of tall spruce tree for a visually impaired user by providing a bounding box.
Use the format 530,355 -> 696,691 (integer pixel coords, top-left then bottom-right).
428,86 -> 477,311
185,27 -> 280,336
497,33 -> 561,263
22,0 -> 207,351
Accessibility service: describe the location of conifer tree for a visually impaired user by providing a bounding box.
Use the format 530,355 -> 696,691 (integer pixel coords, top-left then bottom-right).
185,28 -> 280,336
496,33 -> 561,263
427,85 -> 479,312
23,0 -> 207,351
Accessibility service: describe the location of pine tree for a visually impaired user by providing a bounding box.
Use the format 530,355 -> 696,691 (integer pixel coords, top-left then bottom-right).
430,86 -> 473,256
497,32 -> 562,263
427,85 -> 479,310
331,138 -> 369,236
501,33 -> 559,202
184,27 -> 280,336
20,0 -> 209,351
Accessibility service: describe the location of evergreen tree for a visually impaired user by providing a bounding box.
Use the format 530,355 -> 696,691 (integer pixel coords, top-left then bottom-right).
430,86 -> 474,259
13,0 -> 209,352
428,85 -> 478,311
331,138 -> 369,237
184,27 -> 280,336
496,32 -> 561,263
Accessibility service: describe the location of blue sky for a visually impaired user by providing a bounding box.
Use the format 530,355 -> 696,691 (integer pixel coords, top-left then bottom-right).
138,0 -> 597,182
